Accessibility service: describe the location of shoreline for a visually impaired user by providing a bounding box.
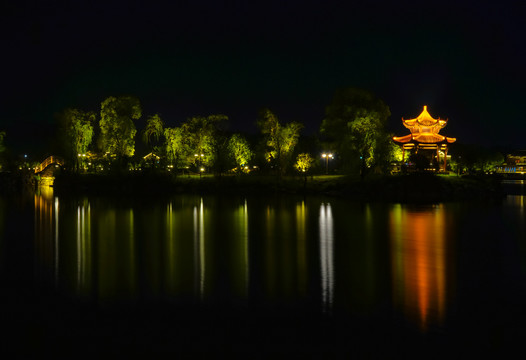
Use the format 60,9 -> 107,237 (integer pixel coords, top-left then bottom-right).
44,172 -> 507,203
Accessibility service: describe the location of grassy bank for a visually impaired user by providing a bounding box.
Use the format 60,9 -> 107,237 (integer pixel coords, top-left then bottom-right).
51,172 -> 504,202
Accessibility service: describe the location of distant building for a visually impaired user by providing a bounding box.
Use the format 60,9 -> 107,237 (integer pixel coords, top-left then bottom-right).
495,151 -> 526,174
393,106 -> 456,172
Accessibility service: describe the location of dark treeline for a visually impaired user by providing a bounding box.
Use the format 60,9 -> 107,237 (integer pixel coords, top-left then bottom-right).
44,88 -> 401,178
0,88 -> 508,178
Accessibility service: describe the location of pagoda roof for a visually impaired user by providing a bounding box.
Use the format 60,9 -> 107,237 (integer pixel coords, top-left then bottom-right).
393,133 -> 456,144
393,105 -> 456,144
402,105 -> 448,129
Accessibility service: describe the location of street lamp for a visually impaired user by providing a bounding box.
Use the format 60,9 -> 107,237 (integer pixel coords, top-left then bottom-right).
195,153 -> 204,178
321,153 -> 333,174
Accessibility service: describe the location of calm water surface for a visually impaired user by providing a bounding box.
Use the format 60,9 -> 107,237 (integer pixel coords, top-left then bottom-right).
1,187 -> 526,355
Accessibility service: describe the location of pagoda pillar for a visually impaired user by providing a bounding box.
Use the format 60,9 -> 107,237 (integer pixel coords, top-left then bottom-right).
436,147 -> 440,171
443,147 -> 448,172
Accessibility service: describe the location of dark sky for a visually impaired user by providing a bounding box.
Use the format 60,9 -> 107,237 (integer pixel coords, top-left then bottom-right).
2,0 -> 526,156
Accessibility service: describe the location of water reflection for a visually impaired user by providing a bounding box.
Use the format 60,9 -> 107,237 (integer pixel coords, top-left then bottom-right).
319,203 -> 334,313
32,192 -> 455,329
504,194 -> 526,211
296,201 -> 307,296
34,186 -> 57,287
232,199 -> 249,298
96,206 -> 137,303
390,204 -> 447,331
194,198 -> 205,300
503,195 -> 526,276
76,200 -> 91,295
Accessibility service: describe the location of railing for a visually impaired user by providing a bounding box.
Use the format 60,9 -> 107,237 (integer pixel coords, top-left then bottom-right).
34,156 -> 64,174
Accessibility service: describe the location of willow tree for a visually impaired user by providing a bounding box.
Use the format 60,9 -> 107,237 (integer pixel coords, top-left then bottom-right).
142,114 -> 164,147
164,126 -> 189,171
228,134 -> 254,172
99,96 -> 142,160
57,108 -> 95,171
258,108 -> 302,176
320,88 -> 390,177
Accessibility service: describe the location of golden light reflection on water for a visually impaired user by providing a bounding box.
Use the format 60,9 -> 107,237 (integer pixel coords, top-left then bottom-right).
504,194 -> 526,212
261,201 -> 309,302
232,200 -> 249,298
96,207 -> 137,304
296,201 -> 307,296
34,186 -> 59,288
390,204 -> 447,331
193,198 -> 205,300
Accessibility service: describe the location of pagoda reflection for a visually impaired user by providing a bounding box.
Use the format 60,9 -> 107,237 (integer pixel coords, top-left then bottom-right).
389,204 -> 448,331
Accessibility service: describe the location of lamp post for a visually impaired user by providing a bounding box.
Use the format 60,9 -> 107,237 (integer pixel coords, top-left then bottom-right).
195,153 -> 204,178
321,153 -> 333,174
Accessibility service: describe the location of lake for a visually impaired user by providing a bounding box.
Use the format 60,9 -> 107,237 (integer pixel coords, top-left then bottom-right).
1,186 -> 525,356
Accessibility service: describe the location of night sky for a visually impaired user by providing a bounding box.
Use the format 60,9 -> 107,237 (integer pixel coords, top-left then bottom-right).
2,0 -> 526,157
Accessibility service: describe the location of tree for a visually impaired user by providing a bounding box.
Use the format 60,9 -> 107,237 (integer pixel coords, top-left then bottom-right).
258,108 -> 302,176
164,126 -> 189,171
320,88 -> 391,177
228,134 -> 254,172
142,114 -> 164,146
295,152 -> 314,172
99,96 -> 142,159
57,108 -> 95,171
295,152 -> 315,186
183,114 -> 229,173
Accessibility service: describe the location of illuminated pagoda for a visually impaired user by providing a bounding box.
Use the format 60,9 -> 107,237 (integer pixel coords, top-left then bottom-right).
393,106 -> 456,172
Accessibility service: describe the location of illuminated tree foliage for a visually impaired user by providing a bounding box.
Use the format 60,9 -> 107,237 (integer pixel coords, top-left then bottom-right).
295,153 -> 314,173
99,96 -> 142,158
390,141 -> 404,162
295,152 -> 315,185
258,108 -> 302,175
164,126 -> 189,169
228,134 -> 254,172
57,108 -> 95,171
143,114 -> 164,145
321,88 -> 390,177
183,114 -> 229,171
